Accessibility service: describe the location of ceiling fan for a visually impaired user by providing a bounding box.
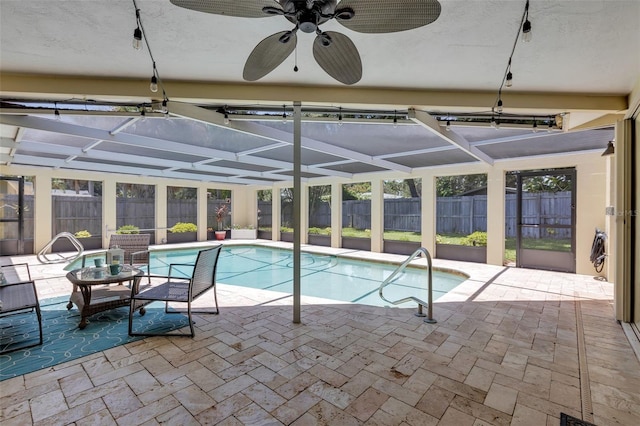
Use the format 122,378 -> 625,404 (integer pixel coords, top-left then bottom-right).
169,0 -> 442,85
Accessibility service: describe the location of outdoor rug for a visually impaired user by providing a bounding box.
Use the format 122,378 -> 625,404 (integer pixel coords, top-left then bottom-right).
560,413 -> 597,426
0,296 -> 189,380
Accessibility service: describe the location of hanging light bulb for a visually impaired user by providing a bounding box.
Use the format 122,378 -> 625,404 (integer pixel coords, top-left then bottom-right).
506,71 -> 513,88
282,105 -> 287,123
224,112 -> 230,125
495,119 -> 501,129
54,102 -> 61,120
338,107 -> 343,126
149,75 -> 158,93
548,120 -> 554,132
532,119 -> 538,133
161,98 -> 168,114
393,110 -> 398,128
133,26 -> 142,50
522,19 -> 532,42
490,116 -> 498,129
497,99 -> 503,114
140,107 -> 146,121
445,120 -> 451,131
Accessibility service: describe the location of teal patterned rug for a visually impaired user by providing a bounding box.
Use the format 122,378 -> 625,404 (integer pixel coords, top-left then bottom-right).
0,296 -> 189,380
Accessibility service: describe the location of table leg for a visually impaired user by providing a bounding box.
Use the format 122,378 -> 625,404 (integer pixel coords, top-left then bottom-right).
78,285 -> 92,329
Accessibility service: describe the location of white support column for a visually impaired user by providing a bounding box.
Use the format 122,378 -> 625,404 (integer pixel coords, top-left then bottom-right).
102,178 -> 117,248
421,174 -> 436,255
293,101 -> 301,324
331,183 -> 342,248
300,183 -> 309,244
486,168 -> 506,266
33,172 -> 52,253
197,186 -> 208,241
272,187 -> 281,241
370,179 -> 384,253
156,184 -> 167,244
232,186 -> 257,228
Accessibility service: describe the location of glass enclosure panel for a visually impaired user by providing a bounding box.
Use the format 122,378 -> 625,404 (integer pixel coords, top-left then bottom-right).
52,178 -> 102,238
342,182 -> 371,239
116,183 -> 155,235
208,188 -> 231,231
383,179 -> 421,242
519,173 -> 573,251
257,190 -> 272,233
0,176 -> 34,244
436,174 -> 488,246
308,185 -> 331,236
167,186 -> 197,230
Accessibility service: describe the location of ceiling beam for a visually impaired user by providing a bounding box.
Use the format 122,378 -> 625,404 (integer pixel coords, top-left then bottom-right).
408,109 -> 494,165
0,72 -> 629,114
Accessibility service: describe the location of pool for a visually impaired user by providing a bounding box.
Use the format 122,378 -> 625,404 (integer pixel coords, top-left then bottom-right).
69,245 -> 467,308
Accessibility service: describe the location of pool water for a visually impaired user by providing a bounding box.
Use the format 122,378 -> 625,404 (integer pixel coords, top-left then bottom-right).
73,245 -> 467,308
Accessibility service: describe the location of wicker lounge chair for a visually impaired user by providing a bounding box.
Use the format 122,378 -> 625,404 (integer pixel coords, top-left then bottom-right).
128,245 -> 222,338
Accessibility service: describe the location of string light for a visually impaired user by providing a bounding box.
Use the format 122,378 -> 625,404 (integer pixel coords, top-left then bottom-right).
492,0 -> 532,113
224,106 -> 230,125
132,0 -> 169,104
338,107 -> 343,126
532,119 -> 538,132
282,105 -> 287,123
393,110 -> 398,128
522,1 -> 532,42
161,98 -> 168,116
54,102 -> 61,120
445,119 -> 451,131
132,8 -> 142,50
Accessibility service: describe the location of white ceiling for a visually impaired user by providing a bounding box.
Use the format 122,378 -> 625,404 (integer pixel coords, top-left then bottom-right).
1,0 -> 638,93
0,0 -> 638,184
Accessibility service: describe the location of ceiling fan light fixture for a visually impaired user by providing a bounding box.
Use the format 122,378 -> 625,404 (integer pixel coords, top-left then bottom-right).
334,8 -> 354,20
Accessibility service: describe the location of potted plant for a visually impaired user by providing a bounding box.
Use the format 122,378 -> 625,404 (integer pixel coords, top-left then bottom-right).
52,229 -> 101,251
308,227 -> 331,246
436,231 -> 487,263
214,205 -> 228,240
167,222 -> 197,243
116,224 -> 140,234
231,224 -> 257,239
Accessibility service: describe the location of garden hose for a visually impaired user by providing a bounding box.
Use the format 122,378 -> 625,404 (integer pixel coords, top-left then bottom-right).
590,229 -> 606,273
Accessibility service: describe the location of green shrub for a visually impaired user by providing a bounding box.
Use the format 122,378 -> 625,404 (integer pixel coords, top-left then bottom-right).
281,226 -> 293,233
170,222 -> 197,233
435,234 -> 443,244
463,231 -> 487,247
308,227 -> 331,235
116,225 -> 140,234
74,230 -> 92,238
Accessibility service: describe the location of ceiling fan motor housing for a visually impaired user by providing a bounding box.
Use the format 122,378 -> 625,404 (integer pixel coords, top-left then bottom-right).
281,0 -> 336,31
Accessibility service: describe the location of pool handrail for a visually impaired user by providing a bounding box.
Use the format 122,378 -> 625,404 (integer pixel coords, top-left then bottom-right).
378,247 -> 437,323
36,232 -> 84,264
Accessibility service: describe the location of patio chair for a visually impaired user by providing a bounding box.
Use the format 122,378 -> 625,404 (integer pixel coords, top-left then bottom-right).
128,245 -> 222,338
0,263 -> 43,353
81,233 -> 151,279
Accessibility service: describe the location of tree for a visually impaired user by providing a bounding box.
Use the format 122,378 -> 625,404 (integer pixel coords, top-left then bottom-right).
436,174 -> 487,197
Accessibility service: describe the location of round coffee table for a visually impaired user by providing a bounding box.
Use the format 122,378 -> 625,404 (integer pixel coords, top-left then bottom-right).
66,265 -> 143,329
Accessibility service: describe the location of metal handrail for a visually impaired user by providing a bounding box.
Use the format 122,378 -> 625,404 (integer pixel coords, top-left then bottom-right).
378,247 -> 436,323
36,232 -> 84,264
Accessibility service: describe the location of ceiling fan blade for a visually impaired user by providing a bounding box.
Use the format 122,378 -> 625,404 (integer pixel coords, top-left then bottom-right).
169,0 -> 282,18
243,32 -> 297,81
313,31 -> 362,85
336,0 -> 441,33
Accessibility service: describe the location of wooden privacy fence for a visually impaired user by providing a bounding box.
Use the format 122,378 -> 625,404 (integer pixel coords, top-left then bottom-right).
2,192 -> 571,241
